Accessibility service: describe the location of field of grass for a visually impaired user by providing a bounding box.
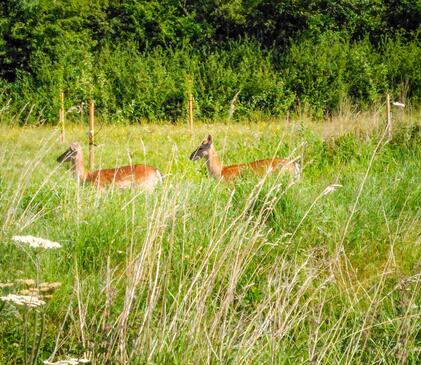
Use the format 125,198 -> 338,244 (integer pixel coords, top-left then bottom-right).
0,112 -> 420,364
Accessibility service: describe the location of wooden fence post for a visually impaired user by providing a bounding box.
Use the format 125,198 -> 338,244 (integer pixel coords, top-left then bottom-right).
386,94 -> 391,139
88,100 -> 95,170
60,91 -> 65,143
188,93 -> 194,130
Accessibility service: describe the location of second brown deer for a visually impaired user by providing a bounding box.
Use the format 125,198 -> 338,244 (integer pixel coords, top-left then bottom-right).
57,142 -> 163,190
189,135 -> 301,181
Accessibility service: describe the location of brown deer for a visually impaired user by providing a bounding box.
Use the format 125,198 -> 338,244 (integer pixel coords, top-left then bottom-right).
57,142 -> 163,190
189,135 -> 301,181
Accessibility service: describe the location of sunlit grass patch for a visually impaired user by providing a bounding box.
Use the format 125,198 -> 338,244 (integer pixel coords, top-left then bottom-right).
0,116 -> 420,363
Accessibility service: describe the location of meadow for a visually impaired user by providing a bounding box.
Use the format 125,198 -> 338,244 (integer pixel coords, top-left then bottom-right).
0,111 -> 420,364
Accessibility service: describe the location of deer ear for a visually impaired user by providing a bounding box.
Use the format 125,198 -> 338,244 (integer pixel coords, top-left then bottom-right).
207,135 -> 213,144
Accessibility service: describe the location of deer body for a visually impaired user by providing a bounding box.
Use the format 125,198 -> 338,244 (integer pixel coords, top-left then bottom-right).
190,135 -> 301,181
57,143 -> 162,190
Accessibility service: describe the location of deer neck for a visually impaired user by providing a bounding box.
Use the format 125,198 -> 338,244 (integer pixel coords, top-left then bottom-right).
72,152 -> 88,181
206,146 -> 223,178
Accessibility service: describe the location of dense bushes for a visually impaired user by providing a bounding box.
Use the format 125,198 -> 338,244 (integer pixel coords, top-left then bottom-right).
0,1 -> 419,123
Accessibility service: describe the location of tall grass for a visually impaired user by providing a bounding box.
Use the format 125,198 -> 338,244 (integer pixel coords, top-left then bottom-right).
0,114 -> 420,363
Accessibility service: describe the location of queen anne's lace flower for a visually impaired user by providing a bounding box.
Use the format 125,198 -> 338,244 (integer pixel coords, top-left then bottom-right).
12,236 -> 62,249
20,289 -> 40,296
0,294 -> 45,308
16,279 -> 36,286
0,282 -> 14,288
19,282 -> 62,297
43,358 -> 90,364
39,282 -> 62,292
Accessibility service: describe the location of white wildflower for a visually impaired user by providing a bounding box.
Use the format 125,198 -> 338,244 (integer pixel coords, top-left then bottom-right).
12,235 -> 62,249
0,282 -> 14,289
0,294 -> 45,308
43,358 -> 90,365
16,279 -> 36,286
20,289 -> 40,296
322,184 -> 343,196
392,101 -> 405,108
16,282 -> 61,297
39,282 -> 62,292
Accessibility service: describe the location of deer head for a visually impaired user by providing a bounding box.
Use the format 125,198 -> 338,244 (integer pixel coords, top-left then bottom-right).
56,142 -> 82,163
189,135 -> 213,161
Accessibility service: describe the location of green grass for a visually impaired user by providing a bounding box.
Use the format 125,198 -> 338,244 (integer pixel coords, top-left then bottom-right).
0,114 -> 420,364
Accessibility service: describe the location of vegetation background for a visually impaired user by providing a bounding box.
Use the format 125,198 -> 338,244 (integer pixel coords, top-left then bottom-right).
0,1 -> 420,364
0,0 -> 420,122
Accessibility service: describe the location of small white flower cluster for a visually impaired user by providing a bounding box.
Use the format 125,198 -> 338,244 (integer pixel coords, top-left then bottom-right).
16,279 -> 36,286
392,101 -> 405,108
0,283 -> 14,289
20,282 -> 61,298
1,280 -> 60,291
0,294 -> 45,308
1,236 -> 64,311
12,235 -> 62,249
39,282 -> 62,291
43,358 -> 90,365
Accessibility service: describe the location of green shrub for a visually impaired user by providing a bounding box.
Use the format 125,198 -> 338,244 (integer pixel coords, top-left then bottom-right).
1,34 -> 419,123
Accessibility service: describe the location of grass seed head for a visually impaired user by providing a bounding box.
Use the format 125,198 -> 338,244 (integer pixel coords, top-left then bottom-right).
322,184 -> 343,196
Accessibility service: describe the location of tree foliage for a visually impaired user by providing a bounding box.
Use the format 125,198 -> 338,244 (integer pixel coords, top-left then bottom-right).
0,0 -> 420,122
